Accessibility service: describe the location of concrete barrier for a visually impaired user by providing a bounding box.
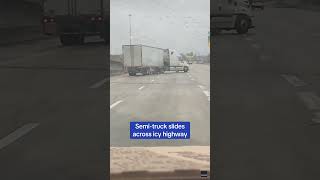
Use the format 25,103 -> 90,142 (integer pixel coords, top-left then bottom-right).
110,60 -> 124,76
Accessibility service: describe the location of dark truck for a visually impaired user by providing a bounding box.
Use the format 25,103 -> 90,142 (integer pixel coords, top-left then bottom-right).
41,0 -> 109,45
211,0 -> 255,34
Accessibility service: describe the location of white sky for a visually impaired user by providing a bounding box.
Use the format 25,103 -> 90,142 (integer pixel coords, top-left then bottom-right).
110,0 -> 210,55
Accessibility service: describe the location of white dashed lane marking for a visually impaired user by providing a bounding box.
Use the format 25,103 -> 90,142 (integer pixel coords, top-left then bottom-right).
281,74 -> 307,87
203,90 -> 210,101
281,75 -> 319,123
198,85 -> 205,90
298,92 -> 320,110
312,112 -> 320,123
198,85 -> 210,102
138,86 -> 145,90
110,100 -> 123,109
297,92 -> 320,124
90,78 -> 107,88
203,90 -> 210,97
0,123 -> 39,150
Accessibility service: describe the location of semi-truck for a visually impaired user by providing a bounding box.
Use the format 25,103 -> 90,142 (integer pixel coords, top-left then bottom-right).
41,0 -> 109,45
211,0 -> 254,34
122,45 -> 189,76
163,49 -> 189,73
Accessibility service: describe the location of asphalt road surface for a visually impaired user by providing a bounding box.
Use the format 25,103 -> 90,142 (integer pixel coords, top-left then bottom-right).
213,7 -> 320,180
0,37 -> 108,180
110,64 -> 210,147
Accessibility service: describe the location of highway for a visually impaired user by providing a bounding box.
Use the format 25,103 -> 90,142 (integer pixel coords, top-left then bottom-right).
3,4 -> 320,179
213,6 -> 320,180
0,37 -> 108,179
110,63 -> 210,147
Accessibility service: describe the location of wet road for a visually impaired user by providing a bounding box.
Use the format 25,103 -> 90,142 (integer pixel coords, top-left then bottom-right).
110,64 -> 210,147
213,7 -> 320,180
0,37 -> 108,180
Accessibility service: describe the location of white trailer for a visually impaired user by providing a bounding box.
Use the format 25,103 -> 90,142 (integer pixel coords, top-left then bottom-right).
211,0 -> 254,34
123,45 -> 165,76
41,0 -> 109,45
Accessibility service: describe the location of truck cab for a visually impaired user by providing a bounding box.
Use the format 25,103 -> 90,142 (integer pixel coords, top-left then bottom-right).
165,50 -> 189,72
211,0 -> 254,34
42,0 -> 109,45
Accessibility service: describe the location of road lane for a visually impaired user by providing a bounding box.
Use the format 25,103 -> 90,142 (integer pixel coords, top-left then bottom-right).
0,38 -> 108,179
189,64 -> 210,88
213,6 -> 320,180
110,70 -> 210,147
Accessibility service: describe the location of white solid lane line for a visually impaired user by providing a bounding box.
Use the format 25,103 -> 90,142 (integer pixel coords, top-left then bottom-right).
281,74 -> 307,87
0,123 -> 39,150
138,86 -> 145,90
110,100 -> 123,109
90,78 -> 107,88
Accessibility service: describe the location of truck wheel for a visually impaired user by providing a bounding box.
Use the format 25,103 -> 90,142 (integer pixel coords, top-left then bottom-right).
183,67 -> 189,72
142,69 -> 147,76
235,15 -> 250,34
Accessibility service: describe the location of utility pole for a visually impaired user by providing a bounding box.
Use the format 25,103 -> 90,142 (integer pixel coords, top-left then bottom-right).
129,14 -> 133,68
129,14 -> 132,45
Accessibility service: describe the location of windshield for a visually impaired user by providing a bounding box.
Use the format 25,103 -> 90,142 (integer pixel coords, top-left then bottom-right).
110,0 -> 210,177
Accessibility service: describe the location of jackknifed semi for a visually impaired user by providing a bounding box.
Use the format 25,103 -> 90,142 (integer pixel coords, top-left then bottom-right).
122,44 -> 189,76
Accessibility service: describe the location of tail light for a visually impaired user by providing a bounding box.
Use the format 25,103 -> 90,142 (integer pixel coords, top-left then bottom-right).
90,16 -> 103,22
43,17 -> 55,23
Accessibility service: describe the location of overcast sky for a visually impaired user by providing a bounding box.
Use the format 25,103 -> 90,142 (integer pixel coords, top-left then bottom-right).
110,0 -> 210,55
